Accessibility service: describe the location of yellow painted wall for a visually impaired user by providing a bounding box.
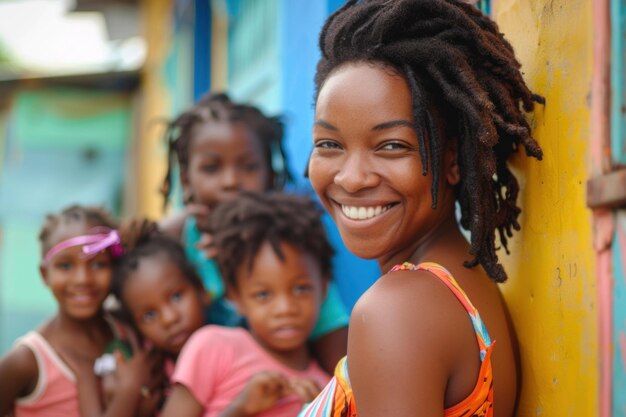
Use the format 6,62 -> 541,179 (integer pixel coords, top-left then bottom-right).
493,1 -> 597,416
136,0 -> 172,219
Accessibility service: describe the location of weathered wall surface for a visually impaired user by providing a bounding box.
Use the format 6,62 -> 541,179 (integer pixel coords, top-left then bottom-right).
493,1 -> 598,416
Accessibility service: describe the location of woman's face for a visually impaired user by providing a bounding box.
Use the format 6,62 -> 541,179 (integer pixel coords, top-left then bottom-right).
309,63 -> 458,267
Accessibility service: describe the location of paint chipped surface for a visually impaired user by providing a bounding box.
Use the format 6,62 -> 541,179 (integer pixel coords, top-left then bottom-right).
494,0 -> 597,416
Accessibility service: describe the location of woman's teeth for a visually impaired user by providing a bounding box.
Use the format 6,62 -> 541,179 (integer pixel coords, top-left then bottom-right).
341,204 -> 391,220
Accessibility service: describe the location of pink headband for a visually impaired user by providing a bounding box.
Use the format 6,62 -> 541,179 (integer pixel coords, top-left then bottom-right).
43,228 -> 123,266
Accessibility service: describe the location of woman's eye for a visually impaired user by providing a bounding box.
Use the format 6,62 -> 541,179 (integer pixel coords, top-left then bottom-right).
380,141 -> 408,151
315,140 -> 341,150
171,291 -> 183,302
142,311 -> 157,323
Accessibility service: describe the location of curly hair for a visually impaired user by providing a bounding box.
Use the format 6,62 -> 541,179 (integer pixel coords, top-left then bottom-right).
315,0 -> 543,282
110,219 -> 204,326
161,92 -> 293,209
39,205 -> 117,255
206,192 -> 334,289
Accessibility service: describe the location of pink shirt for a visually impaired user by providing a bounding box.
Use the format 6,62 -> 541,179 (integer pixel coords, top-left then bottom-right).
172,325 -> 331,417
14,332 -> 80,417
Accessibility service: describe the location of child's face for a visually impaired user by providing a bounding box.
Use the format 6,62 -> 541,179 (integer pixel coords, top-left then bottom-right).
230,242 -> 325,355
309,63 -> 459,263
183,121 -> 271,212
41,223 -> 112,321
122,253 -> 206,355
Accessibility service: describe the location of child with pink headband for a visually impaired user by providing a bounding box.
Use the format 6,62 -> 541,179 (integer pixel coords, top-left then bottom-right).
0,205 -> 159,417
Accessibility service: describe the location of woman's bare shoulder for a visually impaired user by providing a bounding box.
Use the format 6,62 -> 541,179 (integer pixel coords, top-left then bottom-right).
347,269 -> 478,415
350,268 -> 473,353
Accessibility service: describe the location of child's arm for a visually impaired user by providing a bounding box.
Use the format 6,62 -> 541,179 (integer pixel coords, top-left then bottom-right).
310,327 -> 348,374
159,204 -> 211,241
160,384 -> 204,417
0,345 -> 38,415
88,350 -> 163,417
61,339 -> 162,417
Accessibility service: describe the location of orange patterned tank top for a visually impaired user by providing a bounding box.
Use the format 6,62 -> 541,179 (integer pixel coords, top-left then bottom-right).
299,262 -> 495,417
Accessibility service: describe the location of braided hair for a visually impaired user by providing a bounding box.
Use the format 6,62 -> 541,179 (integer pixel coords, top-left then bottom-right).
39,205 -> 117,255
110,219 -> 204,326
206,192 -> 334,289
315,0 -> 543,282
161,92 -> 293,209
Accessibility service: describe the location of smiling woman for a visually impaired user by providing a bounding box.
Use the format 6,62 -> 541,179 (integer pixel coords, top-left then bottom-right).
311,63 -> 460,264
301,1 -> 544,417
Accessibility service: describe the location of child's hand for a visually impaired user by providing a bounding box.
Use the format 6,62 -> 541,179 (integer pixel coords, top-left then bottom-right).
227,371 -> 289,416
113,331 -> 164,397
196,232 -> 219,259
289,377 -> 322,403
186,203 -> 211,231
185,203 -> 219,259
107,332 -> 165,417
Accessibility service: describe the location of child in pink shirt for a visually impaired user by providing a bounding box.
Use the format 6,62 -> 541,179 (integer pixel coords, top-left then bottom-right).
161,192 -> 334,417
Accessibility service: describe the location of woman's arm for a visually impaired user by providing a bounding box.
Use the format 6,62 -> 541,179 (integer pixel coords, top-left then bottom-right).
0,345 -> 38,415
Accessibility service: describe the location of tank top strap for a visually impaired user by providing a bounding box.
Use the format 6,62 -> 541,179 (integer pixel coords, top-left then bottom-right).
389,261 -> 493,360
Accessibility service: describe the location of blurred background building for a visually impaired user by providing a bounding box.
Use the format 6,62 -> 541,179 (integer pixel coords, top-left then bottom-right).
1,0 -> 625,416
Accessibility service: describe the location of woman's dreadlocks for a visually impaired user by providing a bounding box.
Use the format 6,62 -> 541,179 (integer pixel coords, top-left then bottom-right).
315,0 -> 543,282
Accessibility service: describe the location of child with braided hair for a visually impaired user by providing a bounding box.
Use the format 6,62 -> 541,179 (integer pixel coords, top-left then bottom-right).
160,192 -> 332,417
159,92 -> 350,372
0,205 -> 159,417
300,1 -> 544,416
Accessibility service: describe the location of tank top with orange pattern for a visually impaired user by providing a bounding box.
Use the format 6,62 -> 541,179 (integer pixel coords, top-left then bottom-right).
299,262 -> 495,417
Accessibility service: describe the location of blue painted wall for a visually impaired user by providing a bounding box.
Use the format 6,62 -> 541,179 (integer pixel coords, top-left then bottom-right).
611,1 -> 626,412
278,0 -> 379,310
189,0 -> 380,310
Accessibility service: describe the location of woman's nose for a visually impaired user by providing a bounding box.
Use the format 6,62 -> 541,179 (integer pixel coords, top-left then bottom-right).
334,152 -> 379,193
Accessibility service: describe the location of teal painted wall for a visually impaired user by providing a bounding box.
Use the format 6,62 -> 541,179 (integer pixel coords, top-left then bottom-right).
0,88 -> 132,354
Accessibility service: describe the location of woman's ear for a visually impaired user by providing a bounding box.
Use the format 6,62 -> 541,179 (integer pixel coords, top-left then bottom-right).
444,139 -> 460,186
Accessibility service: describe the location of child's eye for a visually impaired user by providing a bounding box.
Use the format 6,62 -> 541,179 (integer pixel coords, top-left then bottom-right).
201,164 -> 220,173
293,284 -> 313,295
253,291 -> 271,301
142,310 -> 157,323
240,162 -> 260,172
171,291 -> 183,302
90,259 -> 110,270
54,261 -> 73,270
